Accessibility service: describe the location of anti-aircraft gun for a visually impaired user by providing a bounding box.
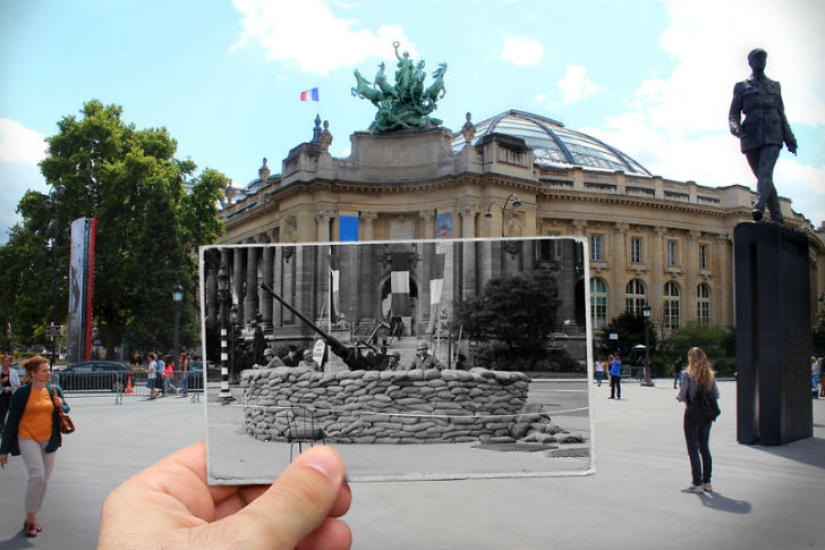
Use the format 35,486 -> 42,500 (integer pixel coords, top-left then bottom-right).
260,282 -> 388,371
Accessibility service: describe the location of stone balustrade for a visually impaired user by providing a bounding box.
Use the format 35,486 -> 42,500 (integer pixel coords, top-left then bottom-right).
240,365 -> 531,444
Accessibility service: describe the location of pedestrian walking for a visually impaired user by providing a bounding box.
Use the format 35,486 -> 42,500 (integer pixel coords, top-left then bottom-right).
156,355 -> 166,396
594,356 -> 605,387
812,356 -> 822,399
146,353 -> 159,399
676,346 -> 720,494
0,355 -> 70,538
163,360 -> 174,396
179,353 -> 189,398
672,355 -> 684,389
1,355 -> 22,433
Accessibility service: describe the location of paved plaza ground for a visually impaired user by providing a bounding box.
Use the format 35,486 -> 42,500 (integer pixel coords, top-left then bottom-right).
0,378 -> 823,549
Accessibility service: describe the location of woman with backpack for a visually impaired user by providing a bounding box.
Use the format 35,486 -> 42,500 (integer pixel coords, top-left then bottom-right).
676,346 -> 720,494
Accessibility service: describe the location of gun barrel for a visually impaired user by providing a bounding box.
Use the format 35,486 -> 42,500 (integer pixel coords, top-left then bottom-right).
259,282 -> 338,345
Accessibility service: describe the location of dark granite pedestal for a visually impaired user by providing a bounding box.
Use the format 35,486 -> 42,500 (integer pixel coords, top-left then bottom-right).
734,222 -> 813,445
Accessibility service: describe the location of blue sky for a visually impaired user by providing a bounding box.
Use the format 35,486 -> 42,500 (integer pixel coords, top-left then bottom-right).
1,0 -> 823,243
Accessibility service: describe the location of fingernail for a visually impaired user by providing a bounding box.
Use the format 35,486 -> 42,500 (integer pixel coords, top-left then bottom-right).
300,447 -> 341,481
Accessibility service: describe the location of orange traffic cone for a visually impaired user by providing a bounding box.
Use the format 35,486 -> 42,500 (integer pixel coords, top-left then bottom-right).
125,373 -> 134,395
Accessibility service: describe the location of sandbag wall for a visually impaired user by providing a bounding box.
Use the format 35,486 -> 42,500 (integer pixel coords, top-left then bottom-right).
240,366 -> 530,443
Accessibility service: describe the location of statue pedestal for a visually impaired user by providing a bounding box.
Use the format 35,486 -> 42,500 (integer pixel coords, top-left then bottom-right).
734,222 -> 813,445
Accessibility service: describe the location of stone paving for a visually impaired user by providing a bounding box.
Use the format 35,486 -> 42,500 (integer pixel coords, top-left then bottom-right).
0,379 -> 822,549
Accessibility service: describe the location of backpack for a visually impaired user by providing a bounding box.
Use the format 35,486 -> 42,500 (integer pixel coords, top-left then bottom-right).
688,382 -> 721,424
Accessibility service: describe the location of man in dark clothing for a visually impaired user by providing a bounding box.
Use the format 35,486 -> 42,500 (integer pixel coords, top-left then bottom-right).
281,345 -> 301,367
728,48 -> 797,224
673,356 -> 684,389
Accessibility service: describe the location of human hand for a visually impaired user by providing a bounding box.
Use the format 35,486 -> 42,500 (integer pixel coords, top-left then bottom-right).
98,441 -> 352,550
0,454 -> 7,468
787,141 -> 798,155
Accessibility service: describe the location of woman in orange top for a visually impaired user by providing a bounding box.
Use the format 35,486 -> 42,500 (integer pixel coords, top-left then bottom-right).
0,355 -> 70,538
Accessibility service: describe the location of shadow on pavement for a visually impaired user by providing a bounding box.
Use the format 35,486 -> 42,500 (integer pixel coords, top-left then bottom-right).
697,492 -> 753,514
0,530 -> 34,549
744,436 -> 825,471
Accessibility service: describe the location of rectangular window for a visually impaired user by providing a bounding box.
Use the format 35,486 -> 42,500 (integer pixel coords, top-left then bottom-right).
590,296 -> 607,329
664,300 -> 680,329
698,301 -> 710,326
667,240 -> 678,266
590,234 -> 603,261
630,237 -> 642,263
699,244 -> 708,270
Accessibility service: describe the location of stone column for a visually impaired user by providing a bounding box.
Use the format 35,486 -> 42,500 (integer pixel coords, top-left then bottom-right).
316,209 -> 333,243
716,234 -> 732,326
460,204 -> 480,298
650,226 -> 665,317
261,245 -> 274,330
686,230 -> 700,324
420,210 -> 435,239
361,211 -> 377,241
219,248 -> 231,328
205,249 -> 219,331
233,247 -> 246,324
611,223 -> 628,317
246,246 -> 259,323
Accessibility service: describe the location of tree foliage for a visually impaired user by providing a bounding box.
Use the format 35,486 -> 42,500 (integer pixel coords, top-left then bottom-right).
663,322 -> 736,376
596,311 -> 659,362
453,269 -> 560,352
0,100 -> 226,357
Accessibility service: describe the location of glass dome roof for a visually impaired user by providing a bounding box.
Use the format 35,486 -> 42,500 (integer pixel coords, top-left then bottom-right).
452,109 -> 651,176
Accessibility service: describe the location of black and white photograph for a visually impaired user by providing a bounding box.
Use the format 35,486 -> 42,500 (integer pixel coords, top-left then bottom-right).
200,237 -> 594,483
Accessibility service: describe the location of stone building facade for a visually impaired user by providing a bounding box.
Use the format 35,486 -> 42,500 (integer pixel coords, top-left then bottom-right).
215,109 -> 825,336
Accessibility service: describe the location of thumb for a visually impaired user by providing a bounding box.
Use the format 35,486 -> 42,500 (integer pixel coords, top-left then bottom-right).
215,446 -> 348,550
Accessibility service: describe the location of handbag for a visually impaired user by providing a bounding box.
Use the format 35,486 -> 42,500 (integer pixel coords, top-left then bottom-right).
51,385 -> 76,434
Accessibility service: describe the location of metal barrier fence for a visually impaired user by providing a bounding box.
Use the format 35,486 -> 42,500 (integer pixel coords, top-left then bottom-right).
50,370 -> 204,403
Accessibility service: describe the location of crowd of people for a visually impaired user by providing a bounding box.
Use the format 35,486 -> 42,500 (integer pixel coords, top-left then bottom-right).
143,351 -> 193,399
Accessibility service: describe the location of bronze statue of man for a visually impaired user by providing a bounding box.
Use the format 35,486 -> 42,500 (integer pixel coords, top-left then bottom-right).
729,48 -> 797,224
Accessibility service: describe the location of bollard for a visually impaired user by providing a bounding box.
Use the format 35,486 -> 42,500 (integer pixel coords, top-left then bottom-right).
219,328 -> 235,404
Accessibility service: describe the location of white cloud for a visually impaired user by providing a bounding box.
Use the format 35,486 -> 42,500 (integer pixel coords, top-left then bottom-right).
500,36 -> 543,67
557,65 -> 598,105
0,119 -> 48,243
231,0 -> 416,74
586,0 -> 825,225
0,119 -> 48,163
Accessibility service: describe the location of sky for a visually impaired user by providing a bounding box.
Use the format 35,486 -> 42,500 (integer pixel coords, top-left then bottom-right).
1,0 -> 824,244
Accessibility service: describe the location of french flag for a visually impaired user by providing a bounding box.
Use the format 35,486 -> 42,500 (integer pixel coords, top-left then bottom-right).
300,87 -> 319,102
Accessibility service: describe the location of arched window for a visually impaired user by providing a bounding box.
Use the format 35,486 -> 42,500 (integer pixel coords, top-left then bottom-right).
590,278 -> 608,329
697,283 -> 711,326
625,279 -> 646,315
664,281 -> 680,329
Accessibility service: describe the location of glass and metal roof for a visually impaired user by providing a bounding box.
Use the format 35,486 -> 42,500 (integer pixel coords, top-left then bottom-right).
452,109 -> 651,176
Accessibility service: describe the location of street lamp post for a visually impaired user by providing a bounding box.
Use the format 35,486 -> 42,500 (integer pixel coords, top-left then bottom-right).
172,283 -> 184,367
641,304 -> 655,387
484,193 -> 521,237
44,182 -> 66,370
217,267 -> 235,404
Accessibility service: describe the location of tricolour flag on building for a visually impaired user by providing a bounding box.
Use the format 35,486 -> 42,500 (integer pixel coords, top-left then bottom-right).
300,87 -> 320,102
430,250 -> 446,306
329,254 -> 340,318
390,253 -> 411,316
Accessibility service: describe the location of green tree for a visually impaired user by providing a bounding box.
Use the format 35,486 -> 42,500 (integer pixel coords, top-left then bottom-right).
453,270 -> 560,369
664,321 -> 736,376
597,311 -> 659,363
0,100 -> 225,358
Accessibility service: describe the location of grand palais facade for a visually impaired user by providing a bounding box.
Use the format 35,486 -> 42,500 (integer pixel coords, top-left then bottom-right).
211,109 -> 825,343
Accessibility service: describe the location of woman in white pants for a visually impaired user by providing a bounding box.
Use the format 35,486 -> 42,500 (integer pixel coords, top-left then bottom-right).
0,356 -> 70,538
